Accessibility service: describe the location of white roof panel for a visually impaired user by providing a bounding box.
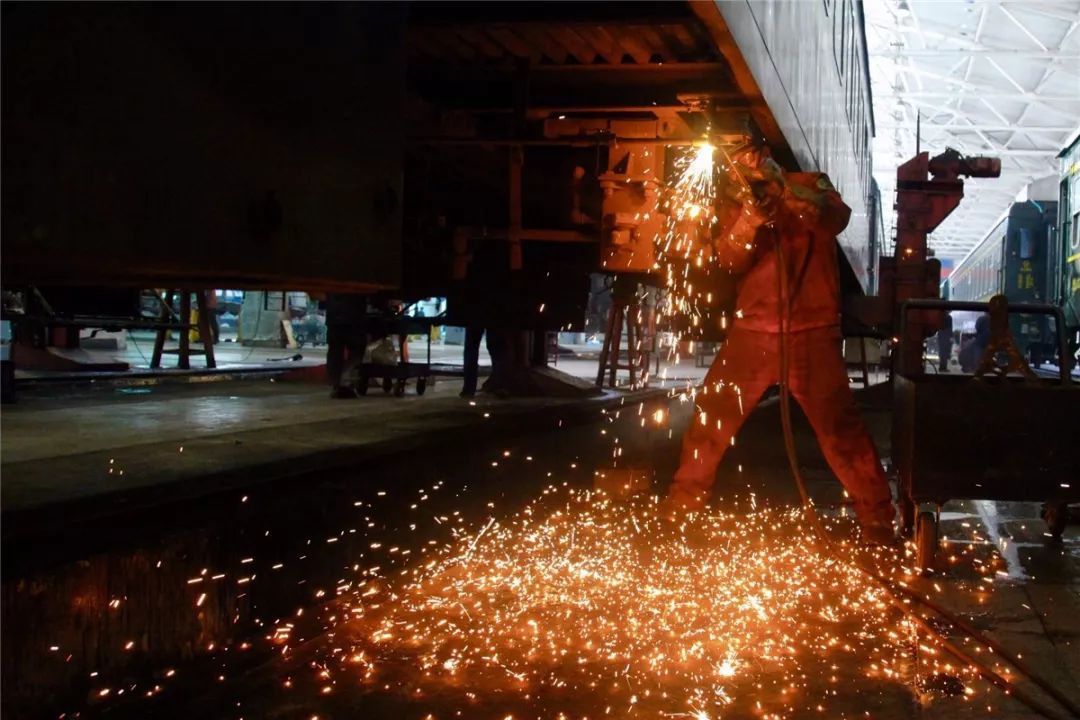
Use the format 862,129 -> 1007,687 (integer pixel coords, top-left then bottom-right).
865,0 -> 1080,259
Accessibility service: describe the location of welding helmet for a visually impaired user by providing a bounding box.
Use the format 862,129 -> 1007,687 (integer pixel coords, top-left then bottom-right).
729,143 -> 769,171
727,144 -> 785,210
728,144 -> 783,183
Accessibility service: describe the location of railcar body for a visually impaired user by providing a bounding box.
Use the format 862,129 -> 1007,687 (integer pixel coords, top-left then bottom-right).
948,197 -> 1059,360
1058,133 -> 1080,353
2,3 -> 408,293
2,1 -> 879,334
715,0 -> 876,289
405,0 -> 879,331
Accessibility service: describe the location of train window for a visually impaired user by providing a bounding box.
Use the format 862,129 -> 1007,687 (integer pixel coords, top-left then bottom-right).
1019,228 -> 1034,260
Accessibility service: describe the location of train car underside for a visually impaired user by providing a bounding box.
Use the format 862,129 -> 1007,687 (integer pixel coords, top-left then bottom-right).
2,2 -> 870,345
400,1 -> 875,327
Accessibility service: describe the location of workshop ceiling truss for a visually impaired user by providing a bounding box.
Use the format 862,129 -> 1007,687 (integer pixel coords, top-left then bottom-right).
866,0 -> 1080,260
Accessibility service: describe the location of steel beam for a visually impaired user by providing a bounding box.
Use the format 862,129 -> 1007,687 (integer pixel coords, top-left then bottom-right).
877,124 -> 1073,133
871,50 -> 1079,59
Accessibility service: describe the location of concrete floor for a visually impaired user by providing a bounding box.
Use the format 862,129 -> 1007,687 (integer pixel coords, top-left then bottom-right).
1,377 -> 683,527
18,334 -> 677,378
1,345 -> 712,523
1,371 -> 1076,719
924,500 -> 1080,719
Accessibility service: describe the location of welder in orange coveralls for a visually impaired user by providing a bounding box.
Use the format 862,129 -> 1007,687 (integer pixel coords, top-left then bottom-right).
669,146 -> 895,540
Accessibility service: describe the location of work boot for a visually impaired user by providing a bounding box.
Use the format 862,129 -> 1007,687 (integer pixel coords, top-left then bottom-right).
860,522 -> 900,548
657,494 -> 705,522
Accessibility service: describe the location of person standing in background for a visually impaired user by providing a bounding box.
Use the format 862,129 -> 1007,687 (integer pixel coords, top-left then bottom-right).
204,290 -> 220,345
324,293 -> 369,399
936,312 -> 953,372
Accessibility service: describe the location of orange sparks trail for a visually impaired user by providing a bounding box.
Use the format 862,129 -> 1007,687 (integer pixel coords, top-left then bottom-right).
656,143 -> 721,349
327,487 -> 990,718
281,144 -> 1012,718
208,143 -> 1016,720
77,142 -> 1013,717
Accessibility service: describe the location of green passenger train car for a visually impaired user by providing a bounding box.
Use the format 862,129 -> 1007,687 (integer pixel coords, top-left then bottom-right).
1058,132 -> 1080,359
949,193 -> 1060,364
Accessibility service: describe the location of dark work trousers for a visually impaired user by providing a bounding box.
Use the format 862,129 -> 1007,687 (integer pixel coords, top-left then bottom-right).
326,324 -> 366,389
937,332 -> 952,372
462,326 -> 504,396
207,309 -> 220,344
462,326 -> 485,396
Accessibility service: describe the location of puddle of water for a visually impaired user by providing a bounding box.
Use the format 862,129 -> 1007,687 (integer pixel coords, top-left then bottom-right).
973,500 -> 1029,581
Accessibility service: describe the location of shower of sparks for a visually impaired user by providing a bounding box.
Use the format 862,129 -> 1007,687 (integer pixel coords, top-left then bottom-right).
651,142 -> 731,373
60,140 -> 1028,720
317,487 -> 998,718
602,141 -> 733,389
669,142 -> 717,225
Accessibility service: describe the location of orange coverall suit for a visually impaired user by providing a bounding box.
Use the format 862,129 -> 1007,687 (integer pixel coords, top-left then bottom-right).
669,172 -> 894,530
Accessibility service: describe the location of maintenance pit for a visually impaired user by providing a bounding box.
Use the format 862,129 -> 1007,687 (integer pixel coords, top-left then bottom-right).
3,379 -> 1078,720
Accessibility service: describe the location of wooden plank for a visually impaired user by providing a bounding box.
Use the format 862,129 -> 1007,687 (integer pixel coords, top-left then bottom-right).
610,26 -> 656,65
680,18 -> 723,61
281,318 -> 298,350
455,26 -> 506,59
643,25 -> 685,62
574,26 -> 619,64
549,26 -> 596,64
663,24 -> 697,57
516,25 -> 567,64
485,25 -> 542,63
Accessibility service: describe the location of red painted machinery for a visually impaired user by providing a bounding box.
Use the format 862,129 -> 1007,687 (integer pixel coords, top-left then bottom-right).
864,149 -> 1080,571
871,148 -> 1001,370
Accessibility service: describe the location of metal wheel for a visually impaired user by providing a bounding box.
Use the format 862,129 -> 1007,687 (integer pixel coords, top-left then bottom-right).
393,379 -> 406,397
1042,502 -> 1069,540
915,511 -> 938,573
416,377 -> 427,396
382,377 -> 393,394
